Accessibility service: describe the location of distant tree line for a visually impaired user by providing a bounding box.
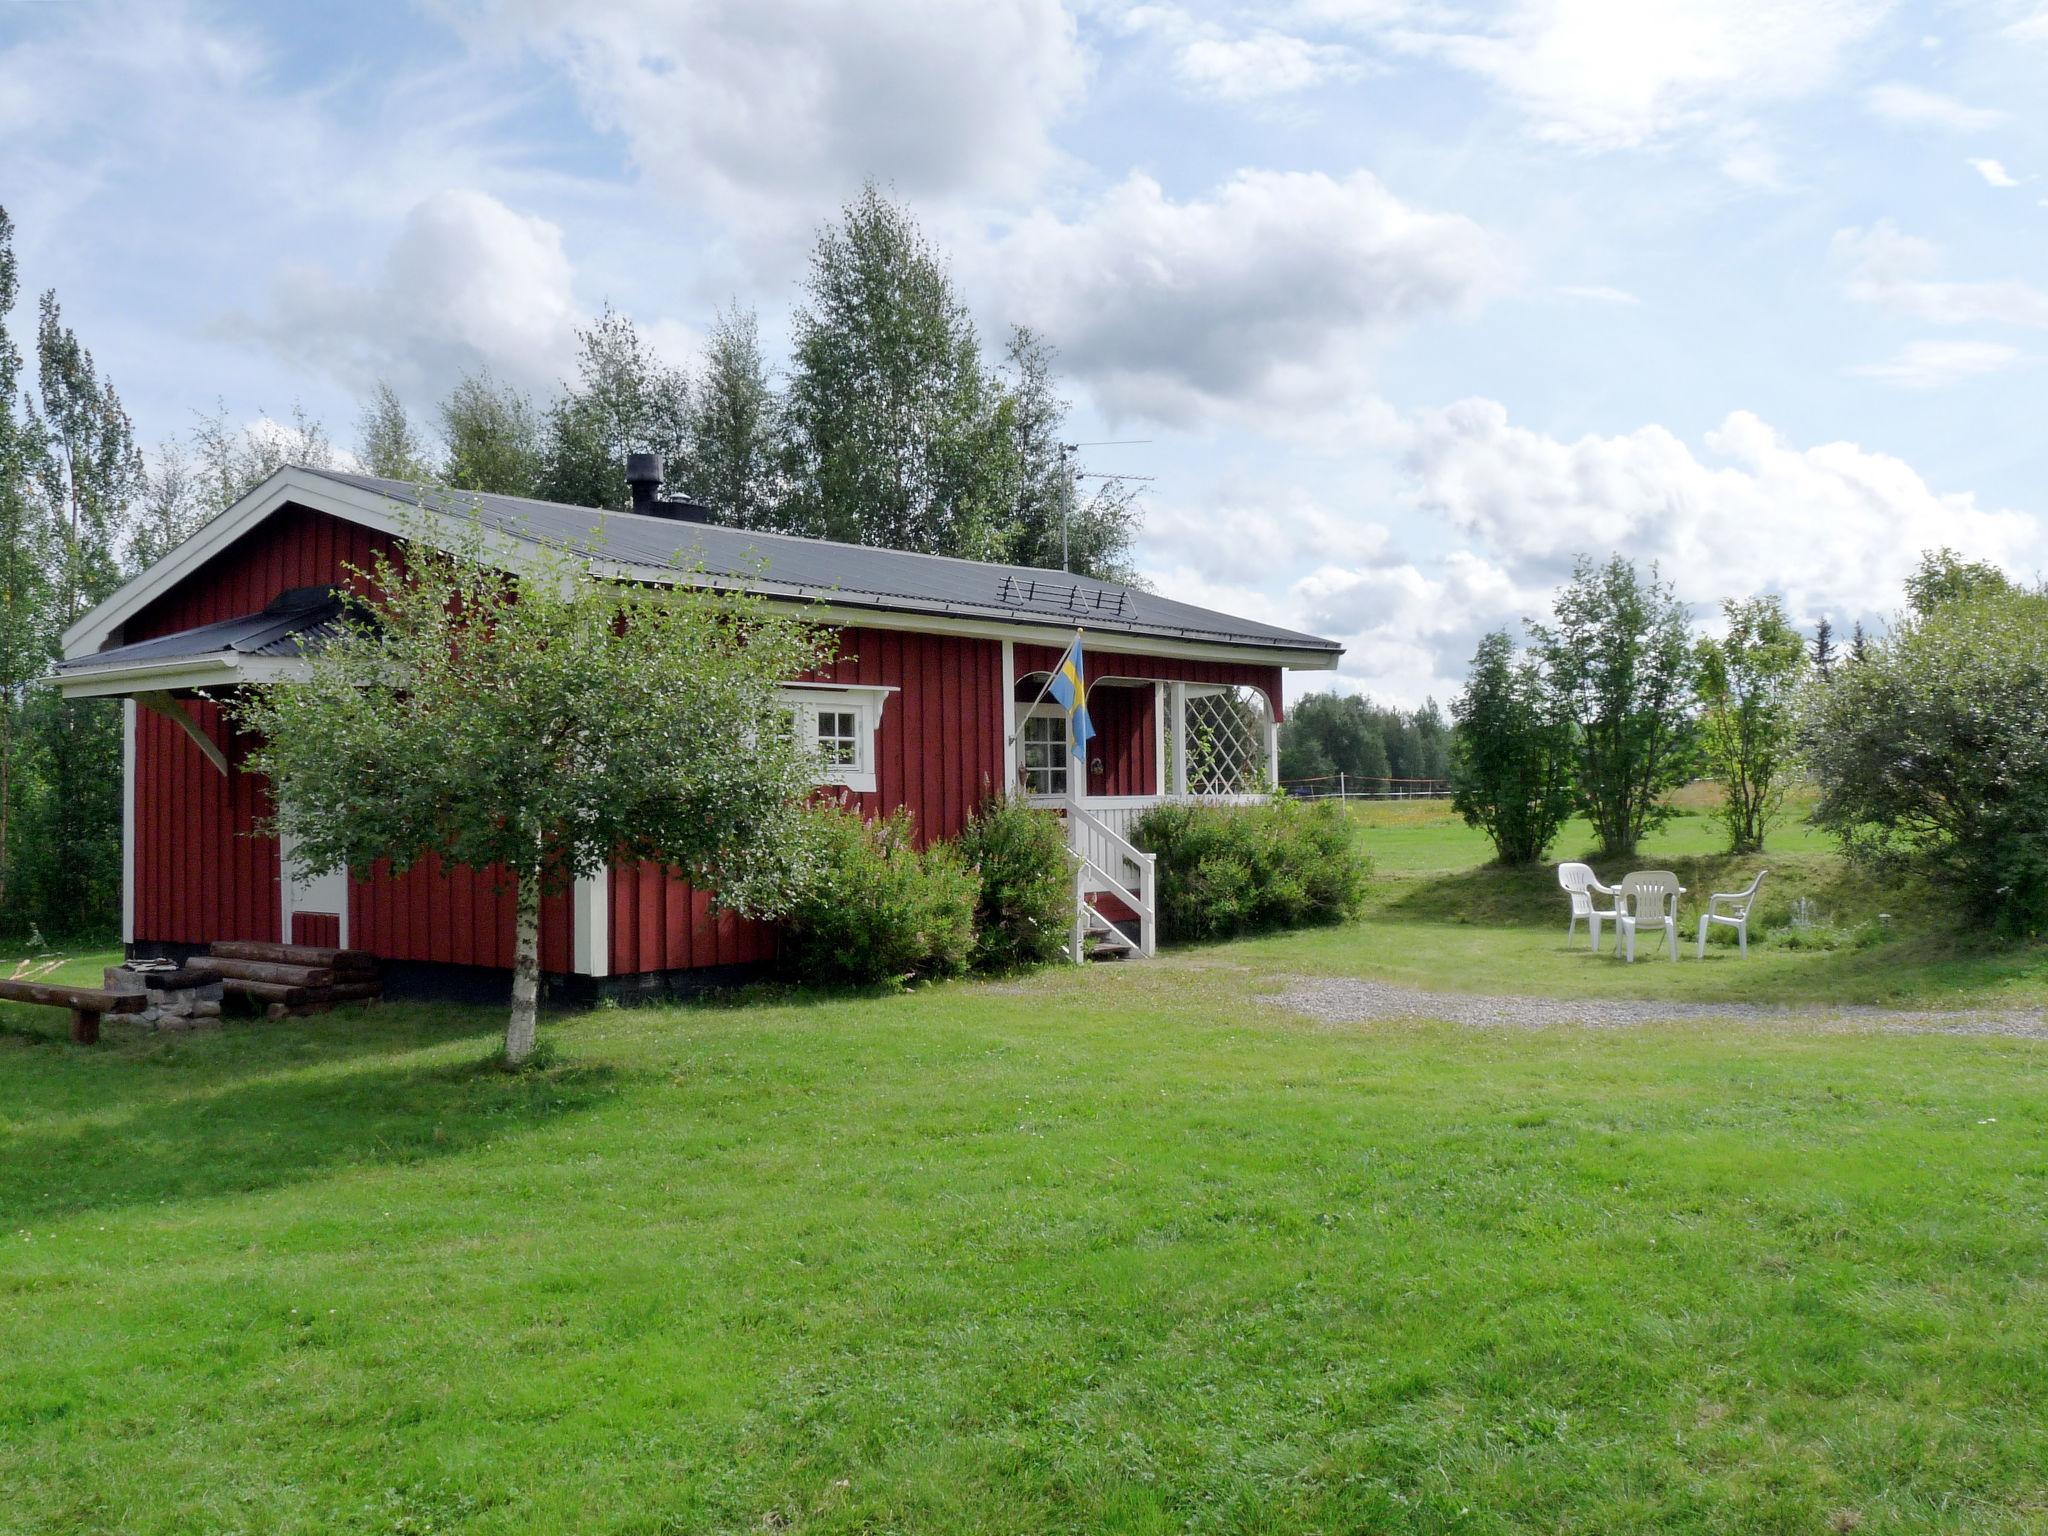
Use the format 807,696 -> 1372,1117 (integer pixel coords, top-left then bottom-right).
1277,694 -> 1450,790
0,185 -> 1146,941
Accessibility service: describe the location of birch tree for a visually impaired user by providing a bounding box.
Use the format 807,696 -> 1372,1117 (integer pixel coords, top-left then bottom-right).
236,507 -> 834,1063
1529,555 -> 1695,858
1696,594 -> 1807,854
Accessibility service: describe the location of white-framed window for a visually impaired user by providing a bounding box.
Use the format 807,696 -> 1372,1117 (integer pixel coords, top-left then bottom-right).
777,684 -> 894,794
1018,708 -> 1070,797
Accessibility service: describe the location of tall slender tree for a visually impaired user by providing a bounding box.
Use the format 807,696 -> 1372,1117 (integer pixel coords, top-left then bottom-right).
1810,615 -> 1836,681
1529,555 -> 1696,858
779,183 -> 1014,556
356,380 -> 432,481
685,304 -> 781,527
14,290 -> 142,936
1696,594 -> 1809,853
190,398 -> 334,508
0,206 -> 51,926
34,291 -> 140,627
539,307 -> 692,511
997,325 -> 1141,580
440,369 -> 544,497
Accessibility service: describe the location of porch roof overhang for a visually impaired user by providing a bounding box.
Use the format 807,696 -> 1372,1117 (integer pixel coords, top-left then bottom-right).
52,587 -> 336,698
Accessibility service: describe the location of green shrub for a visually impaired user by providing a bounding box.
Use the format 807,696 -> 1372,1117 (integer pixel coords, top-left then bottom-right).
957,796 -> 1071,972
1133,798 -> 1369,943
1804,577 -> 2048,935
781,807 -> 978,985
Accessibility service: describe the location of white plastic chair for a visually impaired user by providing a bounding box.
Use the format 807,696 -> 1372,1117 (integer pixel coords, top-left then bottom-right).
1615,870 -> 1685,962
1697,870 -> 1767,958
1557,862 -> 1619,951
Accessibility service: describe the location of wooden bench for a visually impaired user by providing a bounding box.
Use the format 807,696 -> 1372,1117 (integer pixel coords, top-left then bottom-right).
0,978 -> 147,1044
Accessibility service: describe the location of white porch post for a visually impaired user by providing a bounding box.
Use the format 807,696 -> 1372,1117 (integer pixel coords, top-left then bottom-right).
1153,682 -> 1167,796
121,698 -> 136,947
1000,639 -> 1017,795
573,867 -> 610,977
1265,701 -> 1281,791
1169,681 -> 1188,796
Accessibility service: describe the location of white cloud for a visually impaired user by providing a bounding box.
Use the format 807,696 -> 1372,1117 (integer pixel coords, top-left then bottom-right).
1176,30 -> 1364,98
1555,284 -> 1642,305
1968,156 -> 2022,187
1120,7 -> 1365,100
232,189 -> 583,398
2003,6 -> 2048,43
987,169 -> 1510,425
1834,221 -> 2048,328
1849,339 -> 2022,388
1400,399 -> 2041,631
455,0 -> 1089,235
1864,82 -> 2006,132
1388,0 -> 1891,152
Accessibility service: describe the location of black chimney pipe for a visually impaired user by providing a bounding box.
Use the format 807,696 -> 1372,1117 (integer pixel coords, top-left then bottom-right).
623,451 -> 714,523
625,452 -> 663,517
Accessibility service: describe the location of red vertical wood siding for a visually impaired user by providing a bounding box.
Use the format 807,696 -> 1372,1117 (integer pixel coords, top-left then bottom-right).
607,625 -> 1007,975
1085,683 -> 1158,796
292,912 -> 341,948
125,502 -> 570,971
133,701 -> 280,947
126,504 -> 398,641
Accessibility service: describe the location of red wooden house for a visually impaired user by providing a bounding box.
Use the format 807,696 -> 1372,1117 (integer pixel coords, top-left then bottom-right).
56,464 -> 1341,995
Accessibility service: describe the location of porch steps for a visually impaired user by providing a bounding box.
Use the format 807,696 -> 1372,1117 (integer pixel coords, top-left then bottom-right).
195,940 -> 384,1020
1064,801 -> 1158,964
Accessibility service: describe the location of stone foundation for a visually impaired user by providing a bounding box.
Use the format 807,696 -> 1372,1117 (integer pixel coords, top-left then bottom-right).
104,965 -> 227,1032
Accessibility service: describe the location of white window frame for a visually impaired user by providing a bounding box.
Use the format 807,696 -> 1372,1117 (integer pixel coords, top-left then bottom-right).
1015,702 -> 1072,799
777,683 -> 895,794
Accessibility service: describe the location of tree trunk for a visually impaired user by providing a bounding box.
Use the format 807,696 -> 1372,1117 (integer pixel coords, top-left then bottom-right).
505,861 -> 542,1065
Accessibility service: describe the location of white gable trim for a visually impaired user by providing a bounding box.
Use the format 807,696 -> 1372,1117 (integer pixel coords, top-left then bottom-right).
60,468 -> 542,662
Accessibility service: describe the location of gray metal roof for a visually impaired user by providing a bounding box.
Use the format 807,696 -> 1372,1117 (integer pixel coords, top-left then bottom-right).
298,467 -> 1341,658
55,586 -> 343,672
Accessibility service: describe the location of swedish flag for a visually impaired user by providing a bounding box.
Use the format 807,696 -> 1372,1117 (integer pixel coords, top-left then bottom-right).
1046,633 -> 1095,752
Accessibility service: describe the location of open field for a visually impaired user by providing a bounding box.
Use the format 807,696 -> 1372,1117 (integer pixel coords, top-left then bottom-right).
4,805 -> 2046,1533
1326,797 -> 2048,1009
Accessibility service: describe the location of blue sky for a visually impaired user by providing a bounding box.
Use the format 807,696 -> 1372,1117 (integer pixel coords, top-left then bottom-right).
3,0 -> 2044,702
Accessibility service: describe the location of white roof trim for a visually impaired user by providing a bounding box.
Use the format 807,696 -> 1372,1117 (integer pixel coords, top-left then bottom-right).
54,653 -> 310,699
62,467 -> 1338,673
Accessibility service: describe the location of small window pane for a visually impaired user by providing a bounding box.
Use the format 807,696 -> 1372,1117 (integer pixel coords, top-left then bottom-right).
816,709 -> 860,767
1021,714 -> 1068,795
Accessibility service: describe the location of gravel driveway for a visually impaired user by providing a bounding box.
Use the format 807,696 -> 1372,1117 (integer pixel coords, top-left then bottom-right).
1268,976 -> 2048,1040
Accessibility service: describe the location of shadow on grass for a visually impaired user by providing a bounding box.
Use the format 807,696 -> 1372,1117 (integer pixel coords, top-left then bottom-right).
0,1009 -> 618,1225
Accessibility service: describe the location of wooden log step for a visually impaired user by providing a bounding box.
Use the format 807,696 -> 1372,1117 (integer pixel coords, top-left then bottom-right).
0,978 -> 147,1014
209,939 -> 377,972
323,982 -> 384,1003
188,956 -> 335,988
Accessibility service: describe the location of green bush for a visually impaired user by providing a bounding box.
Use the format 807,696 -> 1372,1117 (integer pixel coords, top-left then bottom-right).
1133,798 -> 1369,943
1804,577 -> 2048,935
957,796 -> 1071,972
781,807 -> 978,985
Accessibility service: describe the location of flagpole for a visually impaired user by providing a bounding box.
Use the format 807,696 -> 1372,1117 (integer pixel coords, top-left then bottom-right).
1009,627 -> 1084,794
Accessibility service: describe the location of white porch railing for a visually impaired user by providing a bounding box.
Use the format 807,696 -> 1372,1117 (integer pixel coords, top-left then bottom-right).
1031,793 -> 1265,961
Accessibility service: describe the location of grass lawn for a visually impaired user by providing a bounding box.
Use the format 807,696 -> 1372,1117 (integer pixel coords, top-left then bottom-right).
1322,796 -> 2048,1009
3,807 -> 2046,1533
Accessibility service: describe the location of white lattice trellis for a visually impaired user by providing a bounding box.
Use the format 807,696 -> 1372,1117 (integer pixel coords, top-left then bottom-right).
1174,684 -> 1272,796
